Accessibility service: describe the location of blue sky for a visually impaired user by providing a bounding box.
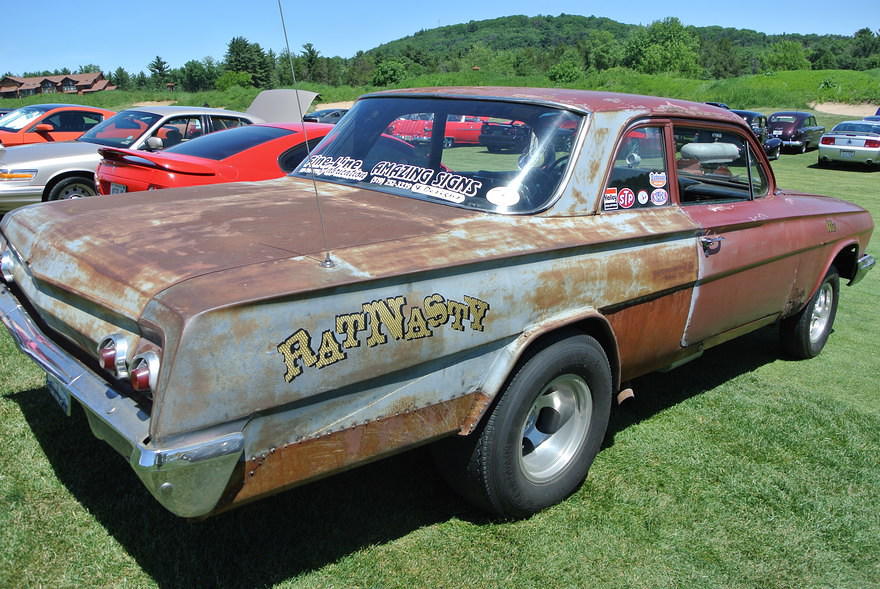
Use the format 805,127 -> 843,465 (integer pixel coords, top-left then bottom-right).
2,0 -> 876,76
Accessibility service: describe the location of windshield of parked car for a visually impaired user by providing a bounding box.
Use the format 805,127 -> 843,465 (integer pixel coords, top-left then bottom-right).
77,110 -> 162,147
0,105 -> 52,131
162,124 -> 293,160
832,122 -> 880,135
292,96 -> 583,213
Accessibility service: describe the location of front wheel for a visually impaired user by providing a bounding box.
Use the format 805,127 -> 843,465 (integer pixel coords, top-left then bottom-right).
780,266 -> 839,359
47,177 -> 97,201
434,333 -> 612,518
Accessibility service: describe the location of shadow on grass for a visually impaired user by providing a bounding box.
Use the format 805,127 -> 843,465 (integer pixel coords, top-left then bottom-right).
807,161 -> 879,172
8,325 -> 783,588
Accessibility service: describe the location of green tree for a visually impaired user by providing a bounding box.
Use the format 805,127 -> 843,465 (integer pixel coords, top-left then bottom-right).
215,70 -> 252,91
577,30 -> 622,71
76,64 -> 102,74
300,43 -> 320,81
180,59 -> 213,92
762,40 -> 811,71
147,56 -> 170,86
700,38 -> 746,78
110,67 -> 131,89
623,18 -> 702,77
224,37 -> 270,87
372,59 -> 407,86
547,60 -> 582,83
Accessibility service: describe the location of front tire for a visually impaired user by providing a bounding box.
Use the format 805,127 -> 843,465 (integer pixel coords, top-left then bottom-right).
435,333 -> 612,518
780,266 -> 839,359
47,177 -> 97,201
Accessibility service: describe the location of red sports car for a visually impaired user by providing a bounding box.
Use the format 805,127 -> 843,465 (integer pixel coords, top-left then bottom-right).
96,122 -> 333,194
0,104 -> 115,146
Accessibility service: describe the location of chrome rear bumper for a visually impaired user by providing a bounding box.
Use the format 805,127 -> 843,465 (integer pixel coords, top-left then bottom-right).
0,284 -> 243,517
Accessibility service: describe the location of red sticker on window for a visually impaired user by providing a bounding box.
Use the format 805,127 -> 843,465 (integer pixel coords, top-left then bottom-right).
618,188 -> 635,209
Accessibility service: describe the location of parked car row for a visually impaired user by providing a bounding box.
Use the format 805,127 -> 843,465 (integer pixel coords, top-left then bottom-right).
0,90 -> 318,213
0,86 -> 875,520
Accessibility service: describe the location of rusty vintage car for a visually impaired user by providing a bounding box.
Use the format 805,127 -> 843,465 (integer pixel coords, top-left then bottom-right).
0,87 -> 875,519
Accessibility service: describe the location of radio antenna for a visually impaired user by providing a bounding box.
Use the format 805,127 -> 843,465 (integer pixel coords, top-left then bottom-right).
277,0 -> 334,268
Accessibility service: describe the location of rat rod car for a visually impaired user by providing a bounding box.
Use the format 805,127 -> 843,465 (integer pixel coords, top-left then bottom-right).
0,87 -> 874,519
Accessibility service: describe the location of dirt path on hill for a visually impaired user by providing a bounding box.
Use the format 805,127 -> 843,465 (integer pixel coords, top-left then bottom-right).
810,102 -> 877,117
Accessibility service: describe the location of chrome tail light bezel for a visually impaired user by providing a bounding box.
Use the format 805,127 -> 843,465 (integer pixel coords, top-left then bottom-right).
130,351 -> 160,393
97,334 -> 130,379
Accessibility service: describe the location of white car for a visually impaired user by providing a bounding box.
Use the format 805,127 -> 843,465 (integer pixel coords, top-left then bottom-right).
817,120 -> 880,168
0,91 -> 316,213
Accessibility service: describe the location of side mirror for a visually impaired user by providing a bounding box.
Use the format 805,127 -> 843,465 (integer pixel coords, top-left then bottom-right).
144,136 -> 164,151
34,123 -> 54,132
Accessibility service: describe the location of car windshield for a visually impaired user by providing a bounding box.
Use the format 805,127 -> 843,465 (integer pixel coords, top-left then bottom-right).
292,96 -> 583,213
77,110 -> 162,147
832,122 -> 880,135
163,124 -> 293,160
0,105 -> 52,131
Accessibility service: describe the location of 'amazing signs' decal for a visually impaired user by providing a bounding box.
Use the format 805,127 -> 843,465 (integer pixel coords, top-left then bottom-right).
277,293 -> 491,383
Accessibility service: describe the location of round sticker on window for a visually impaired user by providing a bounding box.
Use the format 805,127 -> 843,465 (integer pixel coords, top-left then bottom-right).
618,188 -> 635,209
650,188 -> 668,205
486,186 -> 521,207
637,190 -> 649,205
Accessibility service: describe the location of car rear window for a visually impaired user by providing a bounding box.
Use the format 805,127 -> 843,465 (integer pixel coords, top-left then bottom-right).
293,96 -> 584,214
164,125 -> 294,160
832,122 -> 880,135
768,115 -> 797,123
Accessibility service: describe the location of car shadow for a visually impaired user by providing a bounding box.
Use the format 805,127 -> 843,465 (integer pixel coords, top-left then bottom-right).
7,325 -> 783,588
807,162 -> 878,172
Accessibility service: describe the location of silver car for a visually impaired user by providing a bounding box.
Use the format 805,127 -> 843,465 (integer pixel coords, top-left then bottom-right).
0,90 -> 316,213
817,120 -> 880,168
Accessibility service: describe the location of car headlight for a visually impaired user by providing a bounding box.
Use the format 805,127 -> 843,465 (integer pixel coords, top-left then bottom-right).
0,169 -> 37,181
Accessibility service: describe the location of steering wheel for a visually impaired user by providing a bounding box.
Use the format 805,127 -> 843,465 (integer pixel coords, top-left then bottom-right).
545,154 -> 570,174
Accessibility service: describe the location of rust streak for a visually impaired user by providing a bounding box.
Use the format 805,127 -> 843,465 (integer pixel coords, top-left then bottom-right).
224,393 -> 481,508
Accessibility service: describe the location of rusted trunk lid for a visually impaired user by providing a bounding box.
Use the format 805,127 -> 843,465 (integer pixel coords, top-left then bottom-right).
1,177 -> 476,323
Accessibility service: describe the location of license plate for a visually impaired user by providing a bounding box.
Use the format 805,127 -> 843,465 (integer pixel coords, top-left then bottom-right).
46,374 -> 71,416
840,150 -> 854,159
772,130 -> 782,136
110,183 -> 127,194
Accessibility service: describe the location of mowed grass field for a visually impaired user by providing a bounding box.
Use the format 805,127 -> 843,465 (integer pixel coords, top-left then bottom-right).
0,109 -> 878,588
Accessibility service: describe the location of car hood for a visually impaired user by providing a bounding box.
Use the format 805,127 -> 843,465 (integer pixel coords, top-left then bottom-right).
0,176 -> 479,322
0,140 -> 101,167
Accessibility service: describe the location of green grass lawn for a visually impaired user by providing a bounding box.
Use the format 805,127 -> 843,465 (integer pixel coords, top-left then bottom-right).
1,111 -> 879,588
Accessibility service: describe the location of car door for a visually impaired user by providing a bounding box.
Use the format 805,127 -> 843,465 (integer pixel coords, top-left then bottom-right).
806,115 -> 824,146
27,110 -> 105,143
673,122 -> 800,347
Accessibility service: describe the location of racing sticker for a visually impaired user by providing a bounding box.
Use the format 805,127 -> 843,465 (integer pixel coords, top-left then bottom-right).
649,171 -> 667,188
650,188 -> 668,205
617,188 -> 635,209
603,187 -> 618,211
300,155 -> 368,181
277,293 -> 491,383
637,190 -> 649,205
486,186 -> 521,207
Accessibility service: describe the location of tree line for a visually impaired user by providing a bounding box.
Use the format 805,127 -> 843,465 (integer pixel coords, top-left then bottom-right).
7,15 -> 880,91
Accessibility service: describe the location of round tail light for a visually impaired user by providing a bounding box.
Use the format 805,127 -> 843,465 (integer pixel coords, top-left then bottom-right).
130,352 -> 159,393
97,335 -> 129,378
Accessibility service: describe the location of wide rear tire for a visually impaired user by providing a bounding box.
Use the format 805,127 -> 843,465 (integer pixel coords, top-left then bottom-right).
434,333 -> 612,518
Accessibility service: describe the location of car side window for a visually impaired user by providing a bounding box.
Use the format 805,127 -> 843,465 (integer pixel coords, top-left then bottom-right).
673,125 -> 768,204
278,139 -> 322,173
151,116 -> 201,148
602,126 -> 670,211
211,116 -> 249,131
43,111 -> 100,133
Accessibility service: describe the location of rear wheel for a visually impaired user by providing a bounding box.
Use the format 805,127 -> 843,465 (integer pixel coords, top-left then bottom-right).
443,137 -> 454,148
47,176 -> 97,201
780,266 -> 839,359
433,333 -> 612,518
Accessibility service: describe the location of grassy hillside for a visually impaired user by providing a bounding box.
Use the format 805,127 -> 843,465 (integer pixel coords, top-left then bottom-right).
2,69 -> 878,113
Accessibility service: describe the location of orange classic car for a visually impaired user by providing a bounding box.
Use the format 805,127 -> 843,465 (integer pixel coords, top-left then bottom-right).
0,87 -> 874,519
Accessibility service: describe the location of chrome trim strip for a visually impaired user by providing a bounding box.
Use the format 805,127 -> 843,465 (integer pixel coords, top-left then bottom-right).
0,285 -> 244,517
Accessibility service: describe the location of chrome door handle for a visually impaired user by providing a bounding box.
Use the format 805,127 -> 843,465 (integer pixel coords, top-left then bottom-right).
700,235 -> 725,255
